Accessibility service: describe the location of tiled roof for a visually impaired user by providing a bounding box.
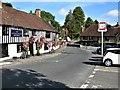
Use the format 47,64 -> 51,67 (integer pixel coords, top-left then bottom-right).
80,24 -> 120,37
0,5 -> 56,32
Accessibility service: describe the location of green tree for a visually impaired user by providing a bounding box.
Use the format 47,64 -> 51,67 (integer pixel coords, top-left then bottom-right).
73,6 -> 85,26
30,10 -> 62,34
41,11 -> 55,23
41,11 -> 62,33
2,2 -> 13,7
64,6 -> 85,39
94,19 -> 99,24
85,17 -> 93,30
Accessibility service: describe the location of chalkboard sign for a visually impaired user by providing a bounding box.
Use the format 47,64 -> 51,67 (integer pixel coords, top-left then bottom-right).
11,29 -> 22,37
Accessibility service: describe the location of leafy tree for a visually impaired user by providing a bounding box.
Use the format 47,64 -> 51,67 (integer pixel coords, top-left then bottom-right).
94,19 -> 99,24
41,11 -> 62,33
2,2 -> 13,7
64,6 -> 85,39
30,10 -> 62,34
41,11 -> 55,23
73,6 -> 85,26
85,17 -> 93,30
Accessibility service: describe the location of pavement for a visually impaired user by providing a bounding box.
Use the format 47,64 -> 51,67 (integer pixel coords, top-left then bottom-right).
0,45 -> 67,66
80,53 -> 120,89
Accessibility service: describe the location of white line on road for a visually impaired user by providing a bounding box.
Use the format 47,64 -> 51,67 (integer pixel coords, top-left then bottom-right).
80,84 -> 88,88
89,75 -> 94,78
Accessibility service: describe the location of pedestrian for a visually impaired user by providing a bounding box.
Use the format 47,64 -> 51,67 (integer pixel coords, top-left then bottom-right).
21,43 -> 27,59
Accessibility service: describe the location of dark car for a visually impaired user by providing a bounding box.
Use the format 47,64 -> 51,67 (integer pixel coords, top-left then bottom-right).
96,45 -> 115,55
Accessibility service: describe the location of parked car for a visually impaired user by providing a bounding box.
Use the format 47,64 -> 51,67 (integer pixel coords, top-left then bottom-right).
96,45 -> 115,55
103,48 -> 120,66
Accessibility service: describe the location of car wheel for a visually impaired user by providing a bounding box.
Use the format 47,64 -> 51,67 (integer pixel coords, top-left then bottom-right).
104,59 -> 112,67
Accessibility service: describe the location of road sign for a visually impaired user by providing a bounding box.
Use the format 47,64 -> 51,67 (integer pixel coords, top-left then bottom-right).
98,21 -> 107,32
98,21 -> 107,56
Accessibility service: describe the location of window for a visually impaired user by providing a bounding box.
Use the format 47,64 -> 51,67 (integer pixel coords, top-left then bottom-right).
108,50 -> 120,54
105,37 -> 109,41
89,37 -> 93,40
32,30 -> 37,36
83,36 -> 88,40
17,44 -> 22,53
23,29 -> 29,37
46,31 -> 50,38
2,26 -> 9,35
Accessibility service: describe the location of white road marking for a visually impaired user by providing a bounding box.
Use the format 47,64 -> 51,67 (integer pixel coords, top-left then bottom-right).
0,62 -> 11,66
92,71 -> 96,74
94,69 -> 100,71
91,85 -> 98,88
80,84 -> 88,88
89,75 -> 94,78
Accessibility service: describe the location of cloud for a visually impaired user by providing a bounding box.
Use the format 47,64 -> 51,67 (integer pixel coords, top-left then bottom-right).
58,8 -> 69,16
106,10 -> 118,17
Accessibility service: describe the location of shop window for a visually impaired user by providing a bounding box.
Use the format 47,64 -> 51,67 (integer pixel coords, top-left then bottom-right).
46,31 -> 50,38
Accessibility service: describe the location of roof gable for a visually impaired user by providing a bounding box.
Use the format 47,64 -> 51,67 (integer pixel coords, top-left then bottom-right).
1,5 -> 55,32
81,24 -> 120,37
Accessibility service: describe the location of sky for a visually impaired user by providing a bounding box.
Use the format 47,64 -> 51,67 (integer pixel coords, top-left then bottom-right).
2,1 -> 119,26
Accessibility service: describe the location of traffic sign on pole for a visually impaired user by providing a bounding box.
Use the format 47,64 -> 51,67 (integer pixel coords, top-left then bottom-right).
98,21 -> 107,56
98,21 -> 107,32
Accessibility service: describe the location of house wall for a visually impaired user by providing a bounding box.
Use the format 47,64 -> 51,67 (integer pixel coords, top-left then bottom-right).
104,37 -> 116,44
0,26 -> 2,44
0,44 -> 2,58
2,26 -> 30,43
116,34 -> 120,45
1,25 -> 60,59
0,26 -> 2,58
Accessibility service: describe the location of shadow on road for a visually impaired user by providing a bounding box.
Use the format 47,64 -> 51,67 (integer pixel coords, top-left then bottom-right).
89,56 -> 103,62
67,44 -> 80,48
83,61 -> 104,66
83,56 -> 104,66
2,68 -> 69,89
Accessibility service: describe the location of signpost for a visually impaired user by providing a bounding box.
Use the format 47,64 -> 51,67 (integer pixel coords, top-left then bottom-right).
98,21 -> 107,56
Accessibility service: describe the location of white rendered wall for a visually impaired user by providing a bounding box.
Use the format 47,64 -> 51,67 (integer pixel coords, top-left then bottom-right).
40,44 -> 44,54
33,43 -> 37,55
0,26 -> 2,44
8,44 -> 17,57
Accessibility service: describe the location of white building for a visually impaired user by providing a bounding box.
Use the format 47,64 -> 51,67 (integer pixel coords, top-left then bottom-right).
0,4 -> 60,61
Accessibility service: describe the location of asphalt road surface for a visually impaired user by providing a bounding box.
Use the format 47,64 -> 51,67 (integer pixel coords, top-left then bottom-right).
1,46 -> 95,89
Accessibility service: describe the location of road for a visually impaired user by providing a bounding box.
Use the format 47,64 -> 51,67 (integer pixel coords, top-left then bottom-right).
1,46 -> 95,89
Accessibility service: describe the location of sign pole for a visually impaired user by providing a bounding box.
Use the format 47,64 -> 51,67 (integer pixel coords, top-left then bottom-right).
101,31 -> 104,56
98,21 -> 107,57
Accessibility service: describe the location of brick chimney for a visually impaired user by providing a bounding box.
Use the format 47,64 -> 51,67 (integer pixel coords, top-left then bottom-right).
0,0 -> 2,8
81,25 -> 85,32
35,9 -> 41,18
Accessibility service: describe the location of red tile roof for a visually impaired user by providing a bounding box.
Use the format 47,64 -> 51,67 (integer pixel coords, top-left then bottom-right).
81,24 -> 120,37
0,5 -> 56,32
